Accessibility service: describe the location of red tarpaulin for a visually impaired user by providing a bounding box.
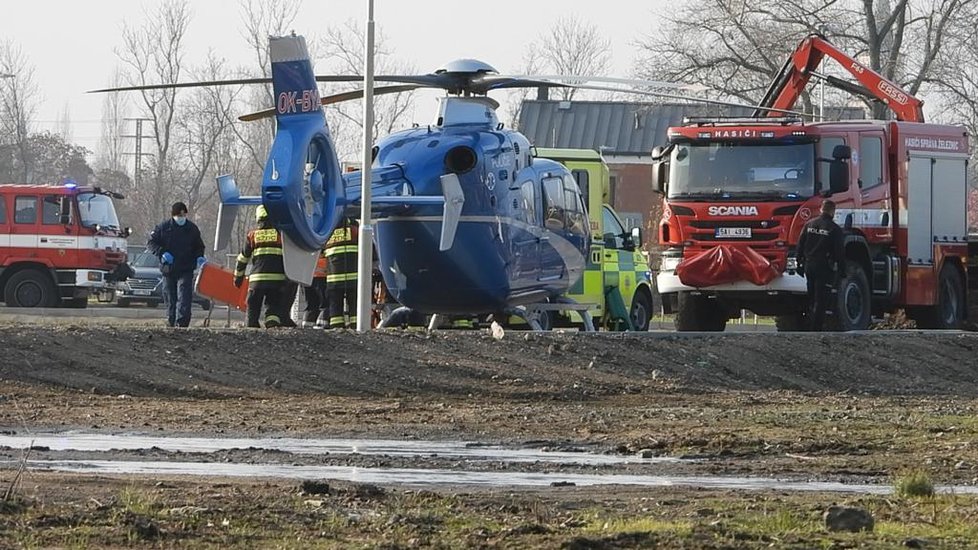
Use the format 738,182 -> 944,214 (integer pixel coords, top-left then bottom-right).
676,245 -> 781,288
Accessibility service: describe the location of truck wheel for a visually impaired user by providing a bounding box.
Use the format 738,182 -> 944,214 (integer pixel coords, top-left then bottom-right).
4,269 -> 58,308
916,265 -> 965,329
117,299 -> 131,308
831,263 -> 871,331
675,293 -> 725,331
775,312 -> 808,332
630,290 -> 653,332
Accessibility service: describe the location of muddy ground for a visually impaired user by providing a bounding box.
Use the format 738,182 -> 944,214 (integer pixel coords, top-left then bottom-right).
2,323 -> 978,547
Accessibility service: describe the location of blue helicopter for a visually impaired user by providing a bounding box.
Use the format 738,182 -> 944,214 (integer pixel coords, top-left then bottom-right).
93,34 -> 773,322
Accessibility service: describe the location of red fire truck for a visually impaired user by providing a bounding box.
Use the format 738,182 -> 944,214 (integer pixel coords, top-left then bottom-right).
0,182 -> 130,308
652,34 -> 970,331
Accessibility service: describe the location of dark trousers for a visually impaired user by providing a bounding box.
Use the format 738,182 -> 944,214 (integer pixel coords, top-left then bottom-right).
304,278 -> 327,323
279,281 -> 298,327
247,285 -> 283,328
805,264 -> 833,331
327,283 -> 357,328
163,271 -> 194,327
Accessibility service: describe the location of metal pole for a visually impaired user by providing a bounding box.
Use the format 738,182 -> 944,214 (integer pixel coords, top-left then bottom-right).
355,0 -> 375,332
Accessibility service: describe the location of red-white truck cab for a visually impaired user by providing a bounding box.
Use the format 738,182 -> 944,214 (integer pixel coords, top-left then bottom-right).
651,34 -> 970,331
0,183 -> 130,308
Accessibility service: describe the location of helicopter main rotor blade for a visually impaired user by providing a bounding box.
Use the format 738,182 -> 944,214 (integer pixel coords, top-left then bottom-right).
90,74 -> 438,94
237,84 -> 425,122
563,83 -> 813,117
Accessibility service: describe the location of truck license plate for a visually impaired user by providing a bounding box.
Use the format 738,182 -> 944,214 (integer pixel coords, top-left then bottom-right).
715,227 -> 752,238
134,290 -> 151,296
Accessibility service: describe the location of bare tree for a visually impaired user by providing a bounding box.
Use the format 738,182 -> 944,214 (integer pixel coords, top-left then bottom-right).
0,40 -> 39,182
505,50 -> 547,129
173,53 -> 241,219
536,15 -> 612,101
117,0 -> 191,224
316,19 -> 418,161
96,69 -> 129,173
634,0 -> 973,118
55,102 -> 72,144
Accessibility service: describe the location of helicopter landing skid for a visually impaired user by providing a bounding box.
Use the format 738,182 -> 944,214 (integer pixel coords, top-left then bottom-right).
510,298 -> 596,332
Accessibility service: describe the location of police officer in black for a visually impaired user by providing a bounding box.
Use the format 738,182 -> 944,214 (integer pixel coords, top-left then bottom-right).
796,199 -> 846,331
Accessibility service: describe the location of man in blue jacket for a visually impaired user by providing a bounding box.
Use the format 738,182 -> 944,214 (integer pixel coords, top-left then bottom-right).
148,202 -> 206,327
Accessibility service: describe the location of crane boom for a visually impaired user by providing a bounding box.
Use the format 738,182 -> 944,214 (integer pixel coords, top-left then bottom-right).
754,34 -> 924,122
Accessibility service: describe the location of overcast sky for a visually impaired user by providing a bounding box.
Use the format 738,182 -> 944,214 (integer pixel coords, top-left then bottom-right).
0,0 -> 667,151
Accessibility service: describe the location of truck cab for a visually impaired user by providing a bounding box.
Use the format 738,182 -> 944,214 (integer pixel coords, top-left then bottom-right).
0,183 -> 130,308
536,148 -> 655,330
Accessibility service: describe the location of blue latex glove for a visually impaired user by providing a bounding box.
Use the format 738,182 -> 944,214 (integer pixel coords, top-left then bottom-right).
196,256 -> 207,269
161,252 -> 174,264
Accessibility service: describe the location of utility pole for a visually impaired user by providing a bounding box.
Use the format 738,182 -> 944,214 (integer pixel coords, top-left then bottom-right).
355,0 -> 375,332
122,117 -> 153,188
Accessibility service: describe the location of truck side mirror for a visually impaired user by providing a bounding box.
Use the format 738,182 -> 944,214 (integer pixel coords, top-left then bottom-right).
832,144 -> 852,160
650,145 -> 672,194
828,159 -> 849,194
630,226 -> 643,248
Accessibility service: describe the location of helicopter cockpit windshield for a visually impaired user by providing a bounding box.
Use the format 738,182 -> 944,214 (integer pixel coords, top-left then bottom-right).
668,141 -> 816,200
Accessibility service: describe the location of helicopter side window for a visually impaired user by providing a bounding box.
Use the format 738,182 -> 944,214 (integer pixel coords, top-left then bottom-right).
519,181 -> 537,225
563,175 -> 588,237
542,177 -> 566,231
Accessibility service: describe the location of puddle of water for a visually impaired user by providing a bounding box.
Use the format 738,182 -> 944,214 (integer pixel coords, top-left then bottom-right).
19,458 -> 978,494
0,433 -> 671,466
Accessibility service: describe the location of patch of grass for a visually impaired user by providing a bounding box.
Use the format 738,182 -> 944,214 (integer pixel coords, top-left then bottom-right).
894,470 -> 935,499
735,508 -> 820,536
585,517 -> 693,537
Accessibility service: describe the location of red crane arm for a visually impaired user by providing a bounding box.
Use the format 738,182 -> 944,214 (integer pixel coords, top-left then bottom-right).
755,34 -> 924,122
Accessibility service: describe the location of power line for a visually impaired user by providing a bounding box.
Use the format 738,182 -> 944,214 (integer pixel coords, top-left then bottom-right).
122,118 -> 153,189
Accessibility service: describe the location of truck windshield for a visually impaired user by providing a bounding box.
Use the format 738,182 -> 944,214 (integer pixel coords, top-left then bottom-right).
76,192 -> 120,229
668,141 -> 816,200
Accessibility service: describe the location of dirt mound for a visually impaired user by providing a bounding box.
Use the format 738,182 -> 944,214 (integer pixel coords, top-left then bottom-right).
1,324 -> 977,398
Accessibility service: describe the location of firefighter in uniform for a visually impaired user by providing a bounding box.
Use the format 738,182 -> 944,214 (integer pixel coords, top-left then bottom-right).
303,245 -> 329,327
325,217 -> 359,329
797,199 -> 846,331
234,205 -> 287,328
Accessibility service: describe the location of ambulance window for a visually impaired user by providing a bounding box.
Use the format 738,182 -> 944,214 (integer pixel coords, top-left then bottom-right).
859,136 -> 883,189
0,196 -> 5,224
817,137 -> 845,192
602,206 -> 626,249
42,196 -> 61,225
14,196 -> 37,224
519,181 -> 537,224
572,169 -> 589,207
542,176 -> 566,231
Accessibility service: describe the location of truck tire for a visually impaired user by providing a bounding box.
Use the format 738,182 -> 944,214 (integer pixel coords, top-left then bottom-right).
630,290 -> 654,332
65,297 -> 89,309
117,299 -> 131,308
3,269 -> 58,308
675,292 -> 725,332
830,263 -> 871,331
915,265 -> 965,329
775,312 -> 808,332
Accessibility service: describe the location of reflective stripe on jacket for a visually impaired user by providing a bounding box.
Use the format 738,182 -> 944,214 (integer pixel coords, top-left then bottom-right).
234,225 -> 286,284
325,221 -> 358,285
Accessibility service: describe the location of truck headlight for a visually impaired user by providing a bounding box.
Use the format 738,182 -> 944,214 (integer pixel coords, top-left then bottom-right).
660,256 -> 682,272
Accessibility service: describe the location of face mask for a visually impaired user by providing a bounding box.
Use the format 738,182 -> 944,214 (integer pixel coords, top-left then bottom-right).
173,216 -> 187,226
